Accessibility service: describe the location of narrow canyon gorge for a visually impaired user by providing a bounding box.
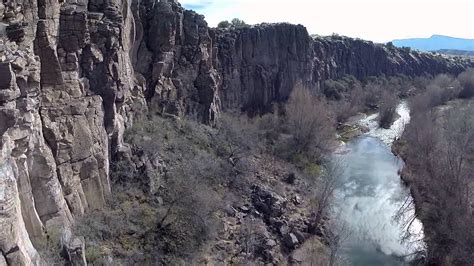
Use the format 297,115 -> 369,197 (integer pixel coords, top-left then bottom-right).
0,0 -> 472,265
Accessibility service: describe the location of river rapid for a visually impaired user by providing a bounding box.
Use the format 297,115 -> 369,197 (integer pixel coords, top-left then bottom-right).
332,102 -> 424,265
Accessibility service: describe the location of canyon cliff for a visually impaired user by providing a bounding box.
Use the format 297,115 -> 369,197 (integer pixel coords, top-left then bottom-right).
0,0 -> 472,264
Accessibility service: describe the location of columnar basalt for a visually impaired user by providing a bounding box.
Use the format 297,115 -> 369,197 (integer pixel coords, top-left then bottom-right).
0,0 -> 472,264
215,29 -> 473,112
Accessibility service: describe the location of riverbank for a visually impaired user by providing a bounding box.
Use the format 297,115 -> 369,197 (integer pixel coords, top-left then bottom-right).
392,99 -> 474,265
337,101 -> 408,145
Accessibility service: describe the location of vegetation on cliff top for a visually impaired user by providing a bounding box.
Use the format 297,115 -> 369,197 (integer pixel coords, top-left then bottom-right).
217,18 -> 249,29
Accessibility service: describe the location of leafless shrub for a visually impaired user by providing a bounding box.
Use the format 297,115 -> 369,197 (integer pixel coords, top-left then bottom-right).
378,90 -> 398,129
393,190 -> 427,262
234,217 -> 266,261
412,76 -> 431,89
409,80 -> 455,115
76,115 -> 228,263
403,102 -> 474,265
255,104 -> 284,144
75,156 -> 220,263
332,84 -> 365,123
458,68 -> 474,98
215,113 -> 262,171
284,84 -> 336,160
426,85 -> 453,106
431,73 -> 455,89
364,82 -> 383,109
308,160 -> 344,232
419,73 -> 459,108
156,168 -> 219,257
326,217 -> 351,266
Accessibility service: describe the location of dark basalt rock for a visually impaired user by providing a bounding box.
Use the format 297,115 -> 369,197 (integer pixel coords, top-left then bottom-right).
251,185 -> 286,219
214,26 -> 473,113
0,0 -> 473,263
5,22 -> 27,42
283,233 -> 299,249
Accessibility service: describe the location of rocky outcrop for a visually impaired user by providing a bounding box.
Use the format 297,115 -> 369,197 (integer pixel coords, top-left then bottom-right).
0,0 -> 472,264
214,24 -> 314,112
0,39 -> 70,265
0,0 -> 134,263
131,0 -> 220,124
311,35 -> 470,81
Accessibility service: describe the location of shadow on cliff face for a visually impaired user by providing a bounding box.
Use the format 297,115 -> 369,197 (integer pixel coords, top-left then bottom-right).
2,0 -> 474,264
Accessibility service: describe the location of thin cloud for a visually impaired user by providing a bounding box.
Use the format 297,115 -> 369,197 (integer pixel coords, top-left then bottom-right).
181,0 -> 214,11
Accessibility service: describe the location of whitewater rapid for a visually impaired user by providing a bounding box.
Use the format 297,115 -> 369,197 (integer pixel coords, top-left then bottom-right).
332,102 -> 425,265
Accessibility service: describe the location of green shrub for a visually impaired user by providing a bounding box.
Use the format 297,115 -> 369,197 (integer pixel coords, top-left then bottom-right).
85,245 -> 108,263
231,18 -> 248,28
217,20 -> 231,29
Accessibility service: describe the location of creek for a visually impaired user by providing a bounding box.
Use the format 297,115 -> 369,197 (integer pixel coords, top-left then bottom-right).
332,102 -> 423,265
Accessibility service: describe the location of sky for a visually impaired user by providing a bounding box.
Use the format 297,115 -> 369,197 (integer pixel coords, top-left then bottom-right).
179,0 -> 474,43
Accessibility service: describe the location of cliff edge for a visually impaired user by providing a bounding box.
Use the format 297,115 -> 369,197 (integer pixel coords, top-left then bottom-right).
0,0 -> 472,264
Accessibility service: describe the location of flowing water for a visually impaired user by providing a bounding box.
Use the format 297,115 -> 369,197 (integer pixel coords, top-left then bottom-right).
333,102 -> 424,265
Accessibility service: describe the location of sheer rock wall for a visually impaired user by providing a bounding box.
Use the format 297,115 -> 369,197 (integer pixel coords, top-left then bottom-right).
0,0 -> 472,264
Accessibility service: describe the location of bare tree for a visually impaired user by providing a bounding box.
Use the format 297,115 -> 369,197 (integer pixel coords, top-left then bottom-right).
364,82 -> 383,109
431,73 -> 455,89
393,190 -> 427,261
285,84 -> 335,159
332,84 -> 365,123
237,217 -> 264,259
216,114 -> 259,168
458,68 -> 474,99
378,90 -> 398,129
402,102 -> 474,265
326,217 -> 351,266
309,160 -> 344,232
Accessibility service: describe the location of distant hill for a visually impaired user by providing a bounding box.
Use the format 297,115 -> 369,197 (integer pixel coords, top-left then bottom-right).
392,35 -> 474,51
436,49 -> 474,58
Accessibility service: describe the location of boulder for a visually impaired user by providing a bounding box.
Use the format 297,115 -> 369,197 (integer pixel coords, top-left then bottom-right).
5,22 -> 27,42
251,185 -> 285,219
65,237 -> 87,266
283,233 -> 299,249
284,172 -> 296,184
0,63 -> 20,102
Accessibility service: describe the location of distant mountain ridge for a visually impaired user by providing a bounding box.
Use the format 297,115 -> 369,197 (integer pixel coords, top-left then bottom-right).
392,35 -> 474,51
436,49 -> 474,57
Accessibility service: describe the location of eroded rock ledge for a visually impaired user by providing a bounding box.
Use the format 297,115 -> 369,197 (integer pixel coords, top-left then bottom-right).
0,0 -> 472,264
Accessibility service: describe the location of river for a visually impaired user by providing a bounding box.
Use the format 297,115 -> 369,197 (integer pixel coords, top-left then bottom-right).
332,102 -> 424,265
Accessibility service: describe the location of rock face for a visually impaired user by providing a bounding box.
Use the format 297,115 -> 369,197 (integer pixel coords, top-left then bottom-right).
131,0 -> 220,123
0,0 -> 472,264
214,24 -> 314,112
215,28 -> 473,112
0,0 -> 124,264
